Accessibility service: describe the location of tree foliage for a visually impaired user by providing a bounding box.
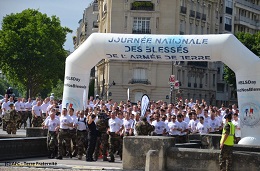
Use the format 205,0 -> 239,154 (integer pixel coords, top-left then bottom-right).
0,9 -> 72,98
224,32 -> 260,89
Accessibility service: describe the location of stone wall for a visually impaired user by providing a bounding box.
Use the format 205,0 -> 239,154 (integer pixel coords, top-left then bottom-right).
123,136 -> 260,171
0,137 -> 48,161
26,127 -> 48,137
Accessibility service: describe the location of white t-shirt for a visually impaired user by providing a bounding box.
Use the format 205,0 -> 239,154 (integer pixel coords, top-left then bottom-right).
196,122 -> 210,135
69,114 -> 78,130
32,105 -> 42,116
188,119 -> 199,133
15,101 -> 21,111
25,102 -> 32,111
41,103 -> 49,113
59,115 -> 73,129
109,117 -> 123,132
168,121 -> 180,135
232,119 -> 241,137
45,118 -> 60,131
151,120 -> 166,135
209,118 -> 221,132
76,117 -> 87,131
122,118 -> 134,133
20,102 -> 26,112
178,121 -> 188,135
1,101 -> 10,115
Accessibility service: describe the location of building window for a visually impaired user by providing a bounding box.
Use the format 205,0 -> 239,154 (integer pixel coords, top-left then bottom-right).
133,17 -> 151,34
225,17 -> 232,31
125,16 -> 128,28
130,68 -> 150,84
225,0 -> 233,8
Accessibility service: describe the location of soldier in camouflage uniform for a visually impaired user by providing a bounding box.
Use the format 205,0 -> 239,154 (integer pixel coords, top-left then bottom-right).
75,110 -> 87,160
94,112 -> 109,161
135,116 -> 154,135
5,103 -> 20,134
44,110 -> 60,158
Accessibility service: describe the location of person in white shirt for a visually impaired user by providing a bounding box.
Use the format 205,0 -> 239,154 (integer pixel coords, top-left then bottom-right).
151,113 -> 167,136
232,113 -> 241,144
44,111 -> 60,159
188,112 -> 199,133
15,97 -> 22,129
68,108 -> 78,157
209,110 -> 221,133
168,115 -> 180,137
1,97 -> 10,131
25,98 -> 33,127
196,116 -> 211,135
107,111 -> 124,162
56,108 -> 73,160
20,98 -> 27,128
41,98 -> 49,119
122,112 -> 134,136
32,101 -> 42,127
74,110 -> 87,160
177,114 -> 188,143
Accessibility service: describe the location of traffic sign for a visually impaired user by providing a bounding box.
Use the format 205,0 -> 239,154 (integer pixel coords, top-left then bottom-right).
174,80 -> 179,89
169,75 -> 175,83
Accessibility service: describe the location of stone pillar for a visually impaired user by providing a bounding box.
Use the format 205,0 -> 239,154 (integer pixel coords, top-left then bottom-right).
145,150 -> 159,171
123,136 -> 175,170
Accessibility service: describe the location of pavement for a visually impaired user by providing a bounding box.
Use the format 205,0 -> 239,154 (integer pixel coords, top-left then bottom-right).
0,128 -> 123,170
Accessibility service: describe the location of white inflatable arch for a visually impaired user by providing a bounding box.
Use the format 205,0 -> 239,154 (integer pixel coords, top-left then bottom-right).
63,33 -> 260,145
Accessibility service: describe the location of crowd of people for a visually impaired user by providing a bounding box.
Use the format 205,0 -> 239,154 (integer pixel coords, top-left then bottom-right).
0,93 -> 241,163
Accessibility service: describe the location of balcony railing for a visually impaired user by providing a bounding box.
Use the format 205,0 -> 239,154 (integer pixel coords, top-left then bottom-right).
235,15 -> 259,27
131,2 -> 154,11
180,6 -> 187,14
196,12 -> 201,19
132,29 -> 151,34
190,10 -> 195,17
236,0 -> 260,11
129,79 -> 151,85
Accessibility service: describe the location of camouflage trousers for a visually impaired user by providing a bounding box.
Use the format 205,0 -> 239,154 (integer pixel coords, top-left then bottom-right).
27,111 -> 32,127
47,131 -> 58,152
94,132 -> 109,159
108,132 -> 122,157
219,145 -> 233,171
77,130 -> 87,156
58,129 -> 71,157
6,122 -> 17,134
16,112 -> 22,129
32,116 -> 43,127
20,112 -> 28,128
69,129 -> 77,155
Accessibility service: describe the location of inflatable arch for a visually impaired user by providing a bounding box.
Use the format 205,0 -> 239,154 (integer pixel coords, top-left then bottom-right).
63,33 -> 260,145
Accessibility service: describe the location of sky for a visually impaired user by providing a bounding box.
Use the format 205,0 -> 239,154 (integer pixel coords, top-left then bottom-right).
0,0 -> 93,52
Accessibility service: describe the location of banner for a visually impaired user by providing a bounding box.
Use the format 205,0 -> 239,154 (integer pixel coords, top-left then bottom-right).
141,94 -> 150,117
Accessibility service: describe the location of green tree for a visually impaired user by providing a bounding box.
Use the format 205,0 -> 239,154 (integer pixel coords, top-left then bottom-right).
51,79 -> 64,100
224,32 -> 260,89
0,9 -> 72,98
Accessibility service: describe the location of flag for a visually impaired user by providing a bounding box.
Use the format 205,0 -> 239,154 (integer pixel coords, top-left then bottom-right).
141,94 -> 150,117
127,88 -> 130,100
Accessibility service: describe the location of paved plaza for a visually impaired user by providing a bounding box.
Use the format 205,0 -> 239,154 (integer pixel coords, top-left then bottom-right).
0,128 -> 123,170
